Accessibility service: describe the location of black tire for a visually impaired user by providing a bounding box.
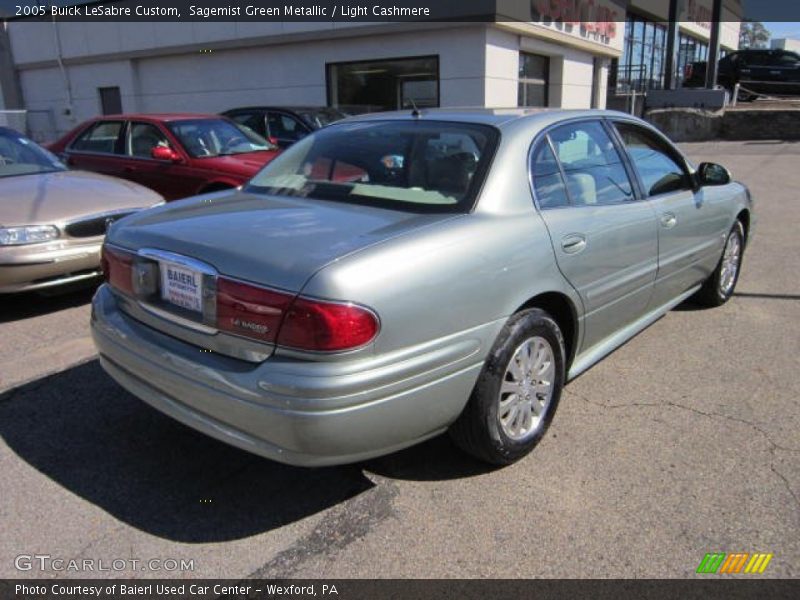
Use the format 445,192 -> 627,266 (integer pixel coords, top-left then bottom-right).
693,220 -> 745,307
449,308 -> 565,465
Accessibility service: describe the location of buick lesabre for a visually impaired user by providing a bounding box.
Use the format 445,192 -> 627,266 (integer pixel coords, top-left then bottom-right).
91,109 -> 753,466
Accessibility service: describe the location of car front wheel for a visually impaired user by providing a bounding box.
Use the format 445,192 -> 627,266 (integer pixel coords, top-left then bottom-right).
695,220 -> 745,307
449,308 -> 565,465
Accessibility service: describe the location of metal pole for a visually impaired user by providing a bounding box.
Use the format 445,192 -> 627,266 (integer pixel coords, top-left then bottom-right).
705,0 -> 723,89
664,0 -> 681,90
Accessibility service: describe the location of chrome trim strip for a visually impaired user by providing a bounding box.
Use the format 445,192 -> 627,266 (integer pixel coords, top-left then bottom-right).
138,301 -> 219,335
137,248 -> 218,275
64,208 -> 140,228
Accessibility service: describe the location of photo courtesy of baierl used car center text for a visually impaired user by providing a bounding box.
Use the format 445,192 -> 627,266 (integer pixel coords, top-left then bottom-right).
0,1 -> 798,599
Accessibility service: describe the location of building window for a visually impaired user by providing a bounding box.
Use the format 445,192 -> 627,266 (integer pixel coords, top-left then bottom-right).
612,14 -> 713,94
613,14 -> 668,94
518,52 -> 549,107
676,32 -> 709,86
98,87 -> 122,115
327,56 -> 439,113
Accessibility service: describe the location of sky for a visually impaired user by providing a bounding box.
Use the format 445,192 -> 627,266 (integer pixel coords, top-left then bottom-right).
762,22 -> 800,41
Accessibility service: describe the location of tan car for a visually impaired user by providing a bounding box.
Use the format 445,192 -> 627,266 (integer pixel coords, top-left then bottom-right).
0,127 -> 162,294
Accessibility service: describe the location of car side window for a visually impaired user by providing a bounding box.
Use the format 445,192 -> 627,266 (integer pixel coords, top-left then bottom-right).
548,121 -> 634,206
530,140 -> 569,209
71,121 -> 123,154
614,122 -> 692,197
267,113 -> 307,142
126,122 -> 170,158
230,112 -> 267,138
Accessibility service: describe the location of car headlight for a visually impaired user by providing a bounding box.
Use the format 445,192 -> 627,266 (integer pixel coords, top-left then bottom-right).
0,225 -> 60,246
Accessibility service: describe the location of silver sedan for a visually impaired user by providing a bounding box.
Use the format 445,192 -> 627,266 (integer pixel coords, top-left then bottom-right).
91,109 -> 753,466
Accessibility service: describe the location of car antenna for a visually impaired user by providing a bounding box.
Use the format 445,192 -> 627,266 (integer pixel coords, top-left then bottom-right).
409,98 -> 421,118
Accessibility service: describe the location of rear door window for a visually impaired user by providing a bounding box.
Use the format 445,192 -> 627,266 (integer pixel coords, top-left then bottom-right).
530,140 -> 569,209
548,121 -> 634,205
70,121 -> 124,154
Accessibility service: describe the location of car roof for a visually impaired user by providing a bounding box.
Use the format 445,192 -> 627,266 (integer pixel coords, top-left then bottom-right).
337,108 -> 635,129
223,106 -> 339,113
0,126 -> 22,136
96,113 -> 224,122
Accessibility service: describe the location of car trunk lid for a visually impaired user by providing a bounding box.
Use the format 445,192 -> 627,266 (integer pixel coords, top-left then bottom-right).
105,190 -> 457,360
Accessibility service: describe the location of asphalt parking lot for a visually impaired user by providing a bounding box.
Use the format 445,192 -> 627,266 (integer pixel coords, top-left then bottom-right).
1,140 -> 798,579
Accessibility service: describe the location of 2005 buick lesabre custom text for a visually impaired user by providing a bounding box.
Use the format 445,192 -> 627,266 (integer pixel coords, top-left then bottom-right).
91,109 -> 754,466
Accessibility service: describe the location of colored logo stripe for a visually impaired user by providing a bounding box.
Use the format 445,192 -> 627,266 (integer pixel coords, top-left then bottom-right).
745,553 -> 773,574
719,553 -> 749,573
696,553 -> 773,574
697,553 -> 726,574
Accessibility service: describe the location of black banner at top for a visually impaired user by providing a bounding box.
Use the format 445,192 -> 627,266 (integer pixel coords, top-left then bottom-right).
3,0 -> 800,23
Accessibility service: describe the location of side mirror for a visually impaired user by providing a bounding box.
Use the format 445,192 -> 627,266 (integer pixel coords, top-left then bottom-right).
696,162 -> 731,186
151,146 -> 181,162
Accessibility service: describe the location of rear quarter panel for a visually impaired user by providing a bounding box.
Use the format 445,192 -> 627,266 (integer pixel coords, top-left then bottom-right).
302,214 -> 580,360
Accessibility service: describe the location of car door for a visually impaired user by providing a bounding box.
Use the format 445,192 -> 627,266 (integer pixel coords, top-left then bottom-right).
531,120 -> 659,353
611,120 -> 729,309
63,120 -> 125,177
266,111 -> 311,148
767,51 -> 800,94
121,120 -> 189,199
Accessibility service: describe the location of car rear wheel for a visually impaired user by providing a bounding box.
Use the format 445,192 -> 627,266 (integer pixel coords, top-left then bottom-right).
694,220 -> 745,307
449,308 -> 565,465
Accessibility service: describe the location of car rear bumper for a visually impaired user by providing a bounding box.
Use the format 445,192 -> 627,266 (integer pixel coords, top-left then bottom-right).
0,240 -> 103,293
91,285 -> 496,466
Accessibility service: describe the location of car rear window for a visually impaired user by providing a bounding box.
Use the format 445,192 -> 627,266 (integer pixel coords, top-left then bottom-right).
246,120 -> 499,213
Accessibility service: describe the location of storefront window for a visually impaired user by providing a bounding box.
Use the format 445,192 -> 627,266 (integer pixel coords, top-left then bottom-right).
327,56 -> 439,113
613,14 -> 669,94
518,52 -> 549,107
676,32 -> 709,85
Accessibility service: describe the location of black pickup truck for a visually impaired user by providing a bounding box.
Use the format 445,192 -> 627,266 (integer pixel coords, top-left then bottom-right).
684,49 -> 800,100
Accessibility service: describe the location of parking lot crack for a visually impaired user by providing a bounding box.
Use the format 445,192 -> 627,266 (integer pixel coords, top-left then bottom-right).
567,389 -> 800,509
769,459 -> 800,510
567,390 -> 799,453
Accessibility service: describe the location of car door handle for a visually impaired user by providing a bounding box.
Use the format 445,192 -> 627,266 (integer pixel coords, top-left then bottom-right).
660,213 -> 678,229
124,166 -> 137,173
561,234 -> 587,254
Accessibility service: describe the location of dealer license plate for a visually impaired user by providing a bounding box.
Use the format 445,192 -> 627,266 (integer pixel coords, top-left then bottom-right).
160,262 -> 203,313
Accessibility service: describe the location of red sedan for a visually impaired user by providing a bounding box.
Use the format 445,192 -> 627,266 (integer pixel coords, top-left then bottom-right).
48,114 -> 281,201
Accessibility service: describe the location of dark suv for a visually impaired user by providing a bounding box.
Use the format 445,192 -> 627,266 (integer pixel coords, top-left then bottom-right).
684,49 -> 800,99
221,106 -> 348,149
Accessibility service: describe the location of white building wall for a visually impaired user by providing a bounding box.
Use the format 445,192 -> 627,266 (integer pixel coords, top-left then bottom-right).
772,38 -> 800,53
13,24 -> 489,140
518,35 -> 602,109
484,28 -> 519,107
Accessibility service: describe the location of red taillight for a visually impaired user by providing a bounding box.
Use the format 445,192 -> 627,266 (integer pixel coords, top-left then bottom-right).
216,277 -> 379,351
101,250 -> 379,352
276,297 -> 380,352
102,244 -> 134,295
216,277 -> 293,343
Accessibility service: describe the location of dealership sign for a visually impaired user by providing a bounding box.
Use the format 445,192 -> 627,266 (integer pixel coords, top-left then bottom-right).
530,0 -> 622,46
